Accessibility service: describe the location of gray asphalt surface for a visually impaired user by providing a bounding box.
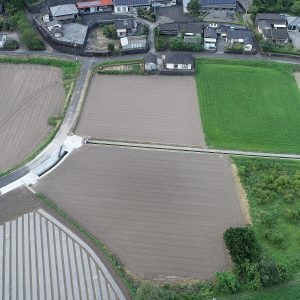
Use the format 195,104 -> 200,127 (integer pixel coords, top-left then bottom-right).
76,75 -> 205,146
36,145 -> 243,280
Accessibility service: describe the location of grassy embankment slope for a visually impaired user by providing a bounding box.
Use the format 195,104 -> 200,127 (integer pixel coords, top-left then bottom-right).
195,59 -> 300,153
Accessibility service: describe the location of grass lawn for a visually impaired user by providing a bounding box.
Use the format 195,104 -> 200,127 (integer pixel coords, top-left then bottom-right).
233,156 -> 300,274
241,284 -> 300,300
195,59 -> 300,153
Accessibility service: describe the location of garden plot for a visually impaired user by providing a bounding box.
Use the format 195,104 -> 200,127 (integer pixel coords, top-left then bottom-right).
76,75 -> 205,146
0,64 -> 65,171
37,145 -> 243,279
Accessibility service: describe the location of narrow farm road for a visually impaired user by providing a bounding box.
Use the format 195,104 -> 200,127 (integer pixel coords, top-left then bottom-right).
86,138 -> 300,160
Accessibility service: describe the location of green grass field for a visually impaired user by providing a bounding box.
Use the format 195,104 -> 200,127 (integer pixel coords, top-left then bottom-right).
195,59 -> 300,153
233,157 -> 300,274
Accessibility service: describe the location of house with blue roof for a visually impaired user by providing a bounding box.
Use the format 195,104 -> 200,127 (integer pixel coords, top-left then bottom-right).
200,0 -> 236,11
183,0 -> 236,14
114,0 -> 151,13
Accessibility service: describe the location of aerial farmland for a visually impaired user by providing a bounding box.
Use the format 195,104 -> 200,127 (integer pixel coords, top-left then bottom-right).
0,64 -> 65,172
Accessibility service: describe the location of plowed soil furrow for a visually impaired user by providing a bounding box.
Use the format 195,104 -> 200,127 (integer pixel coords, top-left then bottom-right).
0,64 -> 65,171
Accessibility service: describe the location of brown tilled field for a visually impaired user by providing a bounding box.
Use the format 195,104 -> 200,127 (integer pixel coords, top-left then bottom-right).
76,75 -> 205,146
37,145 -> 243,280
0,64 -> 65,171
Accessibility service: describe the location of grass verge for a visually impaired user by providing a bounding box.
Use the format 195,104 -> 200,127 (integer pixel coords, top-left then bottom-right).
195,58 -> 300,153
0,57 -> 80,177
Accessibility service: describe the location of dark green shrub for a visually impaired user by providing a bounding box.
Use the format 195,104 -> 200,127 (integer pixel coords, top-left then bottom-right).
107,43 -> 115,52
4,39 -> 19,49
258,210 -> 277,228
259,257 -> 290,286
48,115 -> 60,127
216,272 -> 239,293
264,229 -> 285,246
285,208 -> 300,222
102,24 -> 117,39
224,226 -> 261,265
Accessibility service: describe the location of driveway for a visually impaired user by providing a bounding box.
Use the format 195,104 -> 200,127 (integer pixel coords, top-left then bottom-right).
156,5 -> 199,23
288,31 -> 300,50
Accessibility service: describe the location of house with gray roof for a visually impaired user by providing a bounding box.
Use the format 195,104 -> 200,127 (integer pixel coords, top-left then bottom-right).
120,35 -> 147,49
114,0 -> 151,13
115,18 -> 137,37
221,25 -> 255,53
286,15 -> 300,31
204,27 -> 217,50
163,53 -> 194,70
50,4 -> 79,21
256,13 -> 288,44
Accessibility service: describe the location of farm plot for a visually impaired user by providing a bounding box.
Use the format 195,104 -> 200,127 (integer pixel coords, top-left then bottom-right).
195,59 -> 300,153
36,145 -> 243,279
76,75 -> 205,146
0,64 -> 65,171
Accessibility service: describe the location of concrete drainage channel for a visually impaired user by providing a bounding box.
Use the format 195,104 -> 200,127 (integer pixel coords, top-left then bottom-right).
0,135 -> 83,195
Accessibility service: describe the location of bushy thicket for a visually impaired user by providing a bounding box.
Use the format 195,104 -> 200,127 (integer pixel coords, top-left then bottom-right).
4,0 -> 45,50
102,24 -> 117,39
155,31 -> 203,52
224,226 -> 290,290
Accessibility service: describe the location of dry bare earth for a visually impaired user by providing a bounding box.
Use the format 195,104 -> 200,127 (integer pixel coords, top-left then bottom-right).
0,64 -> 65,171
37,145 -> 243,280
76,75 -> 205,146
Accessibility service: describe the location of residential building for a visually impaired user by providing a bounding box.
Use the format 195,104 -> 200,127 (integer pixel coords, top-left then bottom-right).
200,0 -> 236,12
286,15 -> 300,31
162,53 -> 194,70
120,35 -> 147,49
0,34 -> 7,48
158,23 -> 179,35
144,52 -> 157,71
76,0 -> 113,13
158,22 -> 203,36
152,0 -> 176,7
115,18 -> 137,37
114,0 -> 151,14
256,13 -> 288,44
221,25 -> 255,52
50,4 -> 79,21
204,27 -> 217,50
40,7 -> 50,23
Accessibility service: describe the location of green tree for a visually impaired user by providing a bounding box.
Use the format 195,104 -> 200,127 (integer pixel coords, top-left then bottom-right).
107,43 -> 115,52
291,0 -> 300,14
216,272 -> 240,293
187,0 -> 199,16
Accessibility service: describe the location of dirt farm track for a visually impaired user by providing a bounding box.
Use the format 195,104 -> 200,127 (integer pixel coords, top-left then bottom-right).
0,64 -> 65,171
76,75 -> 206,147
37,145 -> 244,280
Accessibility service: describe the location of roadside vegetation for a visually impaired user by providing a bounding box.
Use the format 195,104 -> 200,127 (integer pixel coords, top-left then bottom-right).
93,59 -> 144,75
4,0 -> 45,50
0,57 -> 80,177
195,58 -> 300,153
